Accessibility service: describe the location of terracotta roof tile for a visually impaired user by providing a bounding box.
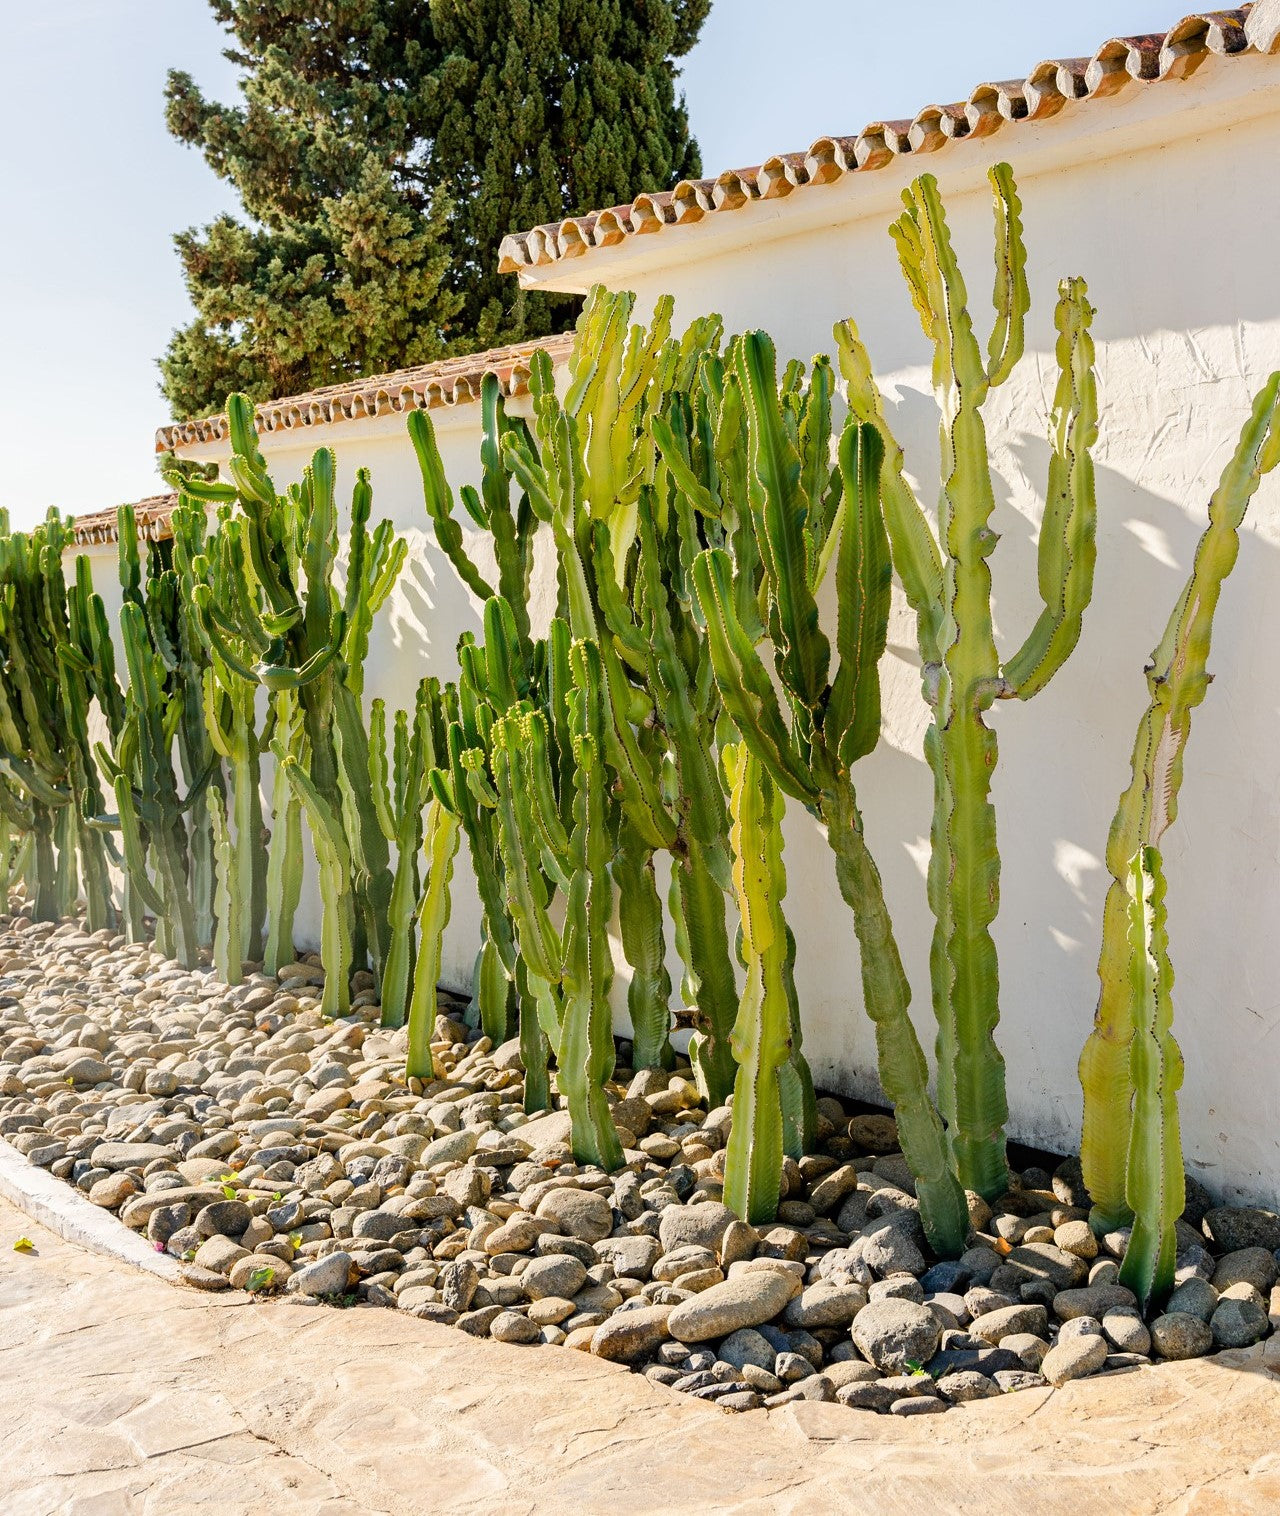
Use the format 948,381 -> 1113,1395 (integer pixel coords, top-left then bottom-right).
70,494 -> 179,548
498,9 -> 1262,277
156,332 -> 576,454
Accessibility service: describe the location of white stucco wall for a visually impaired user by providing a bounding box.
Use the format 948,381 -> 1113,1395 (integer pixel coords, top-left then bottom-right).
141,49 -> 1280,1203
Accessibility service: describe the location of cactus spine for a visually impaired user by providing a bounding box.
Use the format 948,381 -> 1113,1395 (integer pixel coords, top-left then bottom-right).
721,742 -> 796,1224
1080,373 -> 1280,1230
836,164 -> 1098,1200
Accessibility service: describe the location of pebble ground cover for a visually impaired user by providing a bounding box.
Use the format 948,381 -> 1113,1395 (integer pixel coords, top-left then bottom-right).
4,907 -> 1279,1418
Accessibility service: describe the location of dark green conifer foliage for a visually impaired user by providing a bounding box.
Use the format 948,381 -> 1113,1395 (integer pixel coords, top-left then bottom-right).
163,1 -> 708,419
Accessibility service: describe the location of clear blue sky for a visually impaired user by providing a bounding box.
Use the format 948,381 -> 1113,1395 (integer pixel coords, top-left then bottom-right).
1,0 -> 1182,527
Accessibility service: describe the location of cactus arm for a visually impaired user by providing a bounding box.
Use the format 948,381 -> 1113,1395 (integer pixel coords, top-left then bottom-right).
613,832 -> 675,1072
652,413 -> 722,519
721,743 -> 792,1225
1002,278 -> 1099,698
1080,371 -> 1280,1226
735,332 -> 831,710
820,782 -> 970,1255
598,635 -> 679,852
691,549 -> 818,804
408,409 -> 497,605
1116,846 -> 1184,1313
405,795 -> 460,1081
279,752 -> 352,1018
985,162 -> 1029,389
368,698 -> 396,842
478,374 -> 534,647
834,318 -> 944,669
898,170 -> 1010,1200
827,423 -> 891,766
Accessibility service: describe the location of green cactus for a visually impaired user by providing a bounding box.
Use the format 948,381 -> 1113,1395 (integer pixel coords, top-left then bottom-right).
489,634 -> 624,1170
441,599 -> 554,1102
111,600 -> 203,965
1080,373 -> 1280,1231
202,660 -> 267,964
1115,845 -> 1184,1313
182,399 -> 405,986
405,793 -> 461,1081
263,692 -> 305,975
834,164 -> 1098,1200
208,784 -> 243,984
693,390 -> 969,1257
721,742 -> 801,1224
0,513 -> 119,927
277,750 -> 351,1019
369,677 -> 445,1028
490,292 -> 752,1101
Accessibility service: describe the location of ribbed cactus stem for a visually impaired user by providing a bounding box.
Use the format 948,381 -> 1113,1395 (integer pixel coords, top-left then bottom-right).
517,960 -> 554,1114
406,796 -> 460,1082
615,833 -> 674,1072
1080,372 -> 1280,1228
263,695 -> 305,976
1116,846 -> 1184,1313
557,641 -> 624,1171
836,165 -> 1098,1200
721,743 -> 797,1225
474,938 -> 515,1046
279,754 -> 351,1019
821,785 -> 970,1256
209,786 -> 244,985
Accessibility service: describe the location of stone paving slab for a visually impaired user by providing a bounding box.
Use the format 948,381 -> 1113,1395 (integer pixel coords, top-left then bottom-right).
2,1193 -> 1278,1515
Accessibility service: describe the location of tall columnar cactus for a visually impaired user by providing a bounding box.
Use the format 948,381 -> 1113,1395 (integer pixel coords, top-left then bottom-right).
437,598 -> 552,1097
0,513 -> 117,926
1116,845 -> 1184,1313
182,400 -> 406,985
107,601 -> 203,966
405,793 -> 462,1082
263,692 -> 305,975
693,383 -> 969,1257
489,634 -> 624,1170
203,658 -> 267,964
1080,373 -> 1280,1232
162,499 -> 223,946
835,164 -> 1098,1200
277,751 -> 352,1019
369,677 -> 446,1029
208,785 -> 243,984
721,742 -> 803,1225
487,289 -> 757,1103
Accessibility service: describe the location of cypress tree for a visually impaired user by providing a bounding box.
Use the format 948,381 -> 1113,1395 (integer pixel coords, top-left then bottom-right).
163,1 -> 709,420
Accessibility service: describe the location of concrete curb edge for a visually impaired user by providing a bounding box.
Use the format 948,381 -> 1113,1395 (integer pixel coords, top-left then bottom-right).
0,1135 -> 185,1283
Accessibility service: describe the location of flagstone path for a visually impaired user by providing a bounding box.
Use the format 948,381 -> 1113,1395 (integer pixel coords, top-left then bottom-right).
2,1194 -> 1279,1515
